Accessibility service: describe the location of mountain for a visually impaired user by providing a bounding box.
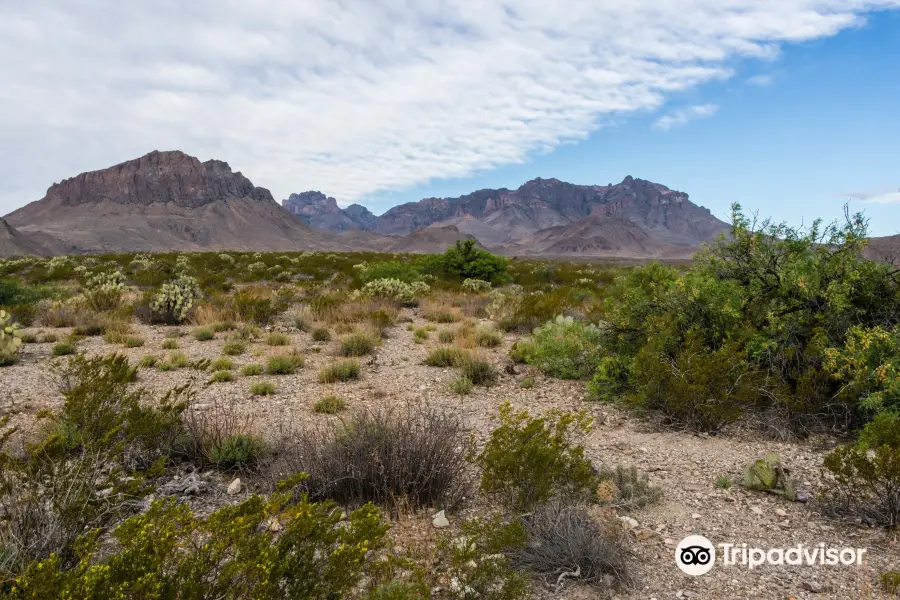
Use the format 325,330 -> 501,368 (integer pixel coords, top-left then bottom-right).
0,218 -> 72,258
4,151 -> 354,254
286,176 -> 730,255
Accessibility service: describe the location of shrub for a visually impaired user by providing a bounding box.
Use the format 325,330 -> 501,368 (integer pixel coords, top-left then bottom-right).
40,332 -> 58,343
36,298 -> 87,328
207,433 -> 267,470
210,357 -> 234,371
168,351 -> 190,369
519,378 -> 534,389
150,274 -> 201,324
424,346 -> 469,367
123,336 -> 144,348
412,328 -> 428,343
340,332 -> 378,356
286,305 -> 312,331
266,332 -> 291,346
193,327 -> 215,341
277,405 -> 470,509
437,329 -> 455,343
51,342 -> 76,356
822,412 -> 900,527
595,465 -> 662,508
511,502 -> 634,589
234,288 -> 284,325
250,381 -> 277,396
314,395 -> 346,414
0,309 -> 23,366
715,475 -> 733,489
474,325 -> 503,348
476,402 -> 597,511
422,309 -> 459,323
358,261 -> 423,284
210,370 -> 235,383
456,355 -> 497,386
19,332 -> 37,344
357,278 -> 430,306
161,338 -> 179,350
138,355 -> 158,368
450,376 -> 473,396
266,354 -> 302,375
318,360 -> 361,383
312,327 -> 332,342
522,315 -> 605,380
462,278 -> 492,293
425,240 -> 509,284
222,340 -> 246,355
240,363 -> 264,376
83,269 -> 126,312
3,494 -> 388,599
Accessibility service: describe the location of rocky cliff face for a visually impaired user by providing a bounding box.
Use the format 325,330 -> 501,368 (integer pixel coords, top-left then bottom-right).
282,191 -> 372,231
43,150 -> 275,209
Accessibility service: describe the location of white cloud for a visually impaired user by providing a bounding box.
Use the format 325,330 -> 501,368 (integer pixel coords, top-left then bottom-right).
1,1 -> 898,211
747,74 -> 776,86
654,104 -> 719,130
844,188 -> 900,204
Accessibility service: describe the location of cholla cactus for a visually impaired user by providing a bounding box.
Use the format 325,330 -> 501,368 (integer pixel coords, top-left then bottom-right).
462,278 -> 491,293
0,310 -> 22,366
352,262 -> 368,272
357,278 -> 430,306
150,275 -> 201,324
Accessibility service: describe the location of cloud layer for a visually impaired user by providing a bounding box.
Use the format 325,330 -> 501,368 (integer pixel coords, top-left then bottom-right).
844,188 -> 900,204
1,0 -> 899,211
654,104 -> 720,130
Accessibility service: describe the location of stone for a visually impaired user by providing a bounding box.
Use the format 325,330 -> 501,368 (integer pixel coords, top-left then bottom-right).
227,478 -> 243,495
432,510 -> 450,529
618,516 -> 639,529
802,581 -> 832,594
774,508 -> 787,517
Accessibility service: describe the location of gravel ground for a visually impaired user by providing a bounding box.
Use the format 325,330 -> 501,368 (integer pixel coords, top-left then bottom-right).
2,312 -> 898,600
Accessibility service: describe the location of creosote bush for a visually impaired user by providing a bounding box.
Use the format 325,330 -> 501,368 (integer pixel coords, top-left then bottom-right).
276,405 -> 470,510
476,402 -> 597,511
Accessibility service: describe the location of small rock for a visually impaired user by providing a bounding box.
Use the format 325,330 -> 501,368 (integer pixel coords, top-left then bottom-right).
691,513 -> 701,520
618,516 -> 639,529
227,478 -> 242,495
774,508 -> 787,517
684,592 -> 698,599
432,510 -> 450,528
750,505 -> 763,515
802,581 -> 832,594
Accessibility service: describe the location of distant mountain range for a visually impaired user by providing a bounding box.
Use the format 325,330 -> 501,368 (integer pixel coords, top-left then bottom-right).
5,149 -> 848,261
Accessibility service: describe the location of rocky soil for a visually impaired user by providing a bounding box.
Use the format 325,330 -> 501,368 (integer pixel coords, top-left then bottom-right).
2,310 -> 897,599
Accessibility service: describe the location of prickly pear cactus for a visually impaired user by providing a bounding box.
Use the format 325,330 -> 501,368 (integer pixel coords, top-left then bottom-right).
150,274 -> 201,324
0,310 -> 22,366
743,452 -> 797,501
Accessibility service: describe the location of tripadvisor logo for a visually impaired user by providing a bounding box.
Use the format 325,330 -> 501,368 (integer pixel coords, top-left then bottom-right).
675,535 -> 869,576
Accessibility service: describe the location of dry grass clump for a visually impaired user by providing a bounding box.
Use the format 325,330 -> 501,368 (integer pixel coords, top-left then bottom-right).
318,360 -> 361,383
339,330 -> 379,357
181,396 -> 267,471
273,404 -> 471,510
190,301 -> 238,327
420,296 -> 463,323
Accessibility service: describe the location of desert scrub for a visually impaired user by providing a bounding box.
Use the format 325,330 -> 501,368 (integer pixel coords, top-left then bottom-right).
437,329 -> 455,344
313,395 -> 346,414
51,341 -> 76,356
524,315 -> 604,380
318,360 -> 361,383
208,433 -> 267,470
266,353 -> 303,375
83,269 -> 126,311
476,402 -> 597,511
240,363 -> 264,376
339,332 -> 378,357
882,571 -> 900,594
250,380 -> 277,396
209,370 -> 235,383
285,305 -> 312,331
150,274 -> 201,324
210,357 -> 234,371
311,327 -> 331,342
19,332 -> 38,344
822,411 -> 900,527
356,278 -> 430,306
424,346 -> 470,368
123,336 -> 144,348
138,355 -> 158,368
0,309 -> 23,365
412,328 -> 428,343
193,327 -> 215,341
474,324 -> 503,348
462,278 -> 492,293
265,332 -> 291,346
222,340 -> 246,355
456,354 -> 497,386
161,338 -> 179,350
518,377 -> 534,389
2,494 -> 388,599
450,376 -> 473,396
715,475 -> 734,489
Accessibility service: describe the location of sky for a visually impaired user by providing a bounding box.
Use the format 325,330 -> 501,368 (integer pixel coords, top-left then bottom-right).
1,1 -> 898,235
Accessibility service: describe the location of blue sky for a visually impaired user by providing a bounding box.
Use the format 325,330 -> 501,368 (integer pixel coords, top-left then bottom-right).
1,1 -> 898,235
362,10 -> 900,236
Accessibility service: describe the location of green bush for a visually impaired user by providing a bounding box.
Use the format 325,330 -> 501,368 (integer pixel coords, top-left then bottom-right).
240,363 -> 264,376
462,278 -> 492,293
210,357 -> 234,371
161,338 -> 179,350
193,327 -> 215,341
266,354 -> 302,375
208,434 -> 267,470
358,261 -> 423,284
123,336 -> 144,348
222,340 -> 246,355
822,412 -> 900,527
150,274 -> 201,324
424,346 -> 469,367
209,370 -> 235,383
266,332 -> 291,346
456,355 -> 497,386
340,332 -> 378,357
51,342 -> 76,356
425,240 -> 509,284
3,493 -> 388,599
524,315 -> 604,380
233,289 -> 283,325
475,402 -> 597,511
313,395 -> 346,414
474,324 -> 503,348
882,571 -> 900,594
318,360 -> 361,383
250,381 -> 277,396
0,309 -> 23,366
311,327 -> 332,342
450,376 -> 473,396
